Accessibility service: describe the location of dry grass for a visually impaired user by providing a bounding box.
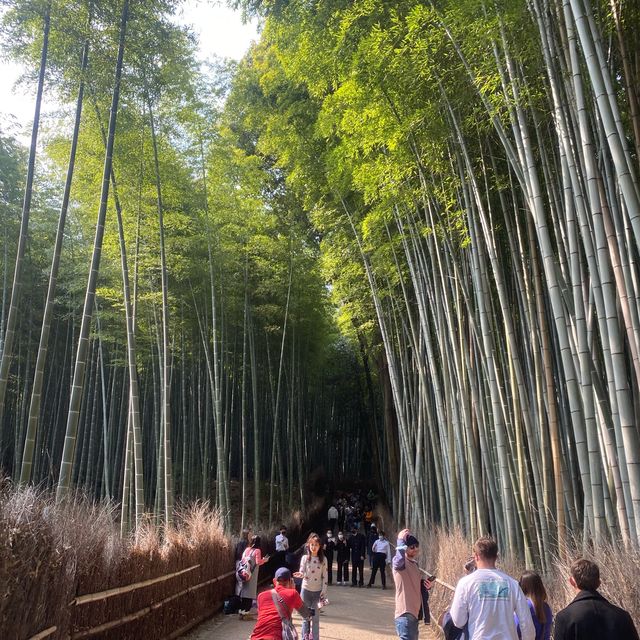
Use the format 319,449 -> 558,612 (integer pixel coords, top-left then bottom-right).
546,540 -> 640,619
414,526 -> 640,629
0,478 -> 233,640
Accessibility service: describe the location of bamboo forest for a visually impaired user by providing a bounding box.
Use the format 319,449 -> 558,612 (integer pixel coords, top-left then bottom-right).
2,0 -> 640,603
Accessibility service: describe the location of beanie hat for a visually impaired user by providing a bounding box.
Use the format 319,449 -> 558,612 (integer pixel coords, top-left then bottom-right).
405,534 -> 419,547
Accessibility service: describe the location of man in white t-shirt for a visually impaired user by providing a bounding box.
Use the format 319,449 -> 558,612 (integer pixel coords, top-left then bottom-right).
450,536 -> 534,640
274,526 -> 289,569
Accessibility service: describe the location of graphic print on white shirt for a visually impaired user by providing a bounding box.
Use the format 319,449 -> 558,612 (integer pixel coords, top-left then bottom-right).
449,568 -> 536,640
478,579 -> 510,600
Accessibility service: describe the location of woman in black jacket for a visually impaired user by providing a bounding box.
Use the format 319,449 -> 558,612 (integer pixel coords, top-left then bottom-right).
335,532 -> 349,585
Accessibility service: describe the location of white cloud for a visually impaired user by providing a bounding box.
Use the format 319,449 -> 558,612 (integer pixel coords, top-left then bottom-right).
174,0 -> 259,62
0,0 -> 259,135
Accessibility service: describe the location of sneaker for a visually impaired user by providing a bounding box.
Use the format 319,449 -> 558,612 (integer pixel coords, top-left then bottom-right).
366,584 -> 372,588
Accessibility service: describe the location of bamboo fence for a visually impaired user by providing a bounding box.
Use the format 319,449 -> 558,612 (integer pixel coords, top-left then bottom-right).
26,566 -> 236,640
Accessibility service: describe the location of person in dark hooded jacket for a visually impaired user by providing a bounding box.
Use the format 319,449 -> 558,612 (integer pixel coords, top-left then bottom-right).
367,524 -> 378,568
553,558 -> 639,640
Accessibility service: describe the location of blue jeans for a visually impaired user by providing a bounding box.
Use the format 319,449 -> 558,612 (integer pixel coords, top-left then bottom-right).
395,613 -> 419,640
301,588 -> 321,640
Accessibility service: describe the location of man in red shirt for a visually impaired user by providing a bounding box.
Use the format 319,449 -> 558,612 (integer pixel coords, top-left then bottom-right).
251,567 -> 313,640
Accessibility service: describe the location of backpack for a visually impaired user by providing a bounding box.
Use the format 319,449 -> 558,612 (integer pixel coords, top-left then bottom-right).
441,610 -> 467,640
270,589 -> 299,640
237,550 -> 256,582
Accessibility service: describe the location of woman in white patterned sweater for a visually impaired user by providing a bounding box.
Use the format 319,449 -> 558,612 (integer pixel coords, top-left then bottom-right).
294,532 -> 328,640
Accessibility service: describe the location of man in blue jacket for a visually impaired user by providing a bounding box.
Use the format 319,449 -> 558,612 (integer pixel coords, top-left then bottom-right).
554,558 -> 639,640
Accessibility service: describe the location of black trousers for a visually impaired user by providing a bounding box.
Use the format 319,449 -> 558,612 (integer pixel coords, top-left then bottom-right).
337,558 -> 349,583
326,553 -> 334,584
351,557 -> 364,585
368,552 -> 387,587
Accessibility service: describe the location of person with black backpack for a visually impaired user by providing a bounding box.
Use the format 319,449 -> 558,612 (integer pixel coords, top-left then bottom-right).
250,567 -> 313,640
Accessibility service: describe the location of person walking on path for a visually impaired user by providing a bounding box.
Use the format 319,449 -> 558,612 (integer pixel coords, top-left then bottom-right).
367,529 -> 391,589
364,507 -> 374,534
336,531 -> 349,585
323,529 -> 336,585
294,532 -> 328,640
367,524 -> 378,568
349,526 -> 367,587
440,557 -> 476,640
239,535 -> 271,615
235,528 -> 251,597
327,504 -> 338,533
250,567 -> 313,640
553,558 -> 639,640
337,500 -> 346,531
235,528 -> 250,562
275,526 -> 289,569
516,571 -> 552,640
392,533 -> 432,640
450,536 -> 534,640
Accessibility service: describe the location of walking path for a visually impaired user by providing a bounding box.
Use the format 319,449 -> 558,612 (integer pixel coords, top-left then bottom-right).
182,567 -> 437,640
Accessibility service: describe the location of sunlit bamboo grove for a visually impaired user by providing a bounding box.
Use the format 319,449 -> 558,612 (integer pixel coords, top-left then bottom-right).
1,0 -> 640,567
0,0 -> 377,534
223,0 -> 640,566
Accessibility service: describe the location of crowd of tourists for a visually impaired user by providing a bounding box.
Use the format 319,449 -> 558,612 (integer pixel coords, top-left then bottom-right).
394,530 -> 639,640
231,499 -> 639,640
233,489 -> 381,638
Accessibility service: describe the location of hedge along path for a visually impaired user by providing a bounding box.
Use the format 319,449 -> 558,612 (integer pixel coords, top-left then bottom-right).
182,567 -> 438,640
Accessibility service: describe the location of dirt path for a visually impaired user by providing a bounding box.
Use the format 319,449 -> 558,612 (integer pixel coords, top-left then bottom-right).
182,567 -> 437,640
